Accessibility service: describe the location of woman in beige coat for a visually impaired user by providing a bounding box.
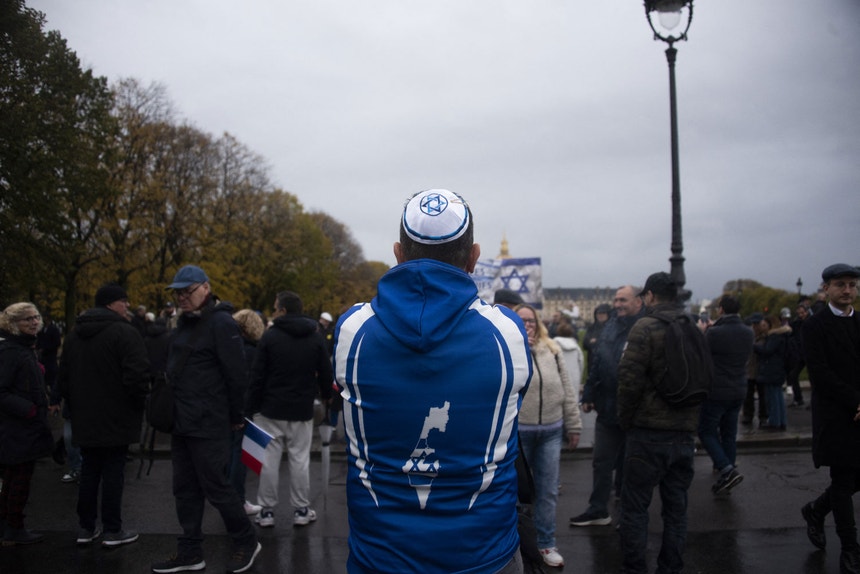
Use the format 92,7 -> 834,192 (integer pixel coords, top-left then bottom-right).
515,304 -> 582,569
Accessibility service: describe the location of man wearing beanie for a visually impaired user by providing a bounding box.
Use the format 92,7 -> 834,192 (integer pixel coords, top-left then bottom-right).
151,265 -> 260,574
58,283 -> 150,547
333,189 -> 532,574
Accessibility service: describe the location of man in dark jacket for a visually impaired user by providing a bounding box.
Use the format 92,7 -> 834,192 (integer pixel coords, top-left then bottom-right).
246,291 -> 332,529
58,283 -> 149,547
698,295 -> 754,494
616,272 -> 702,574
151,265 -> 260,574
570,286 -> 643,527
800,263 -> 860,574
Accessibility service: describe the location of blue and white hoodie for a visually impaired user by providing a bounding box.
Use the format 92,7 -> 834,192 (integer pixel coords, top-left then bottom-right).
333,258 -> 532,574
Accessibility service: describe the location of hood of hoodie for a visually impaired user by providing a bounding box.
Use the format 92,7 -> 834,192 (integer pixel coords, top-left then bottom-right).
371,259 -> 479,353
271,313 -> 318,337
73,307 -> 129,340
553,336 -> 580,352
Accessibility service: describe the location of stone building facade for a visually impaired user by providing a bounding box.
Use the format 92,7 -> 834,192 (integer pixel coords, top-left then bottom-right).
542,287 -> 616,328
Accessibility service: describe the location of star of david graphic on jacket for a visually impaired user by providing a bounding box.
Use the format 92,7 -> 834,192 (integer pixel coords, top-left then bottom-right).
402,401 -> 450,509
420,192 -> 448,216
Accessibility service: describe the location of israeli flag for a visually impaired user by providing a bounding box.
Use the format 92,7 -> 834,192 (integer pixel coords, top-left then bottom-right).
472,257 -> 543,309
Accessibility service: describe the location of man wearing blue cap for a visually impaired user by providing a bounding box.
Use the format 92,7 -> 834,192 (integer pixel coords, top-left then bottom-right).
333,189 -> 532,574
800,263 -> 860,574
151,265 -> 260,574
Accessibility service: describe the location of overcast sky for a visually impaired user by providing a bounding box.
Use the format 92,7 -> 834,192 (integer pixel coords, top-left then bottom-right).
29,0 -> 860,304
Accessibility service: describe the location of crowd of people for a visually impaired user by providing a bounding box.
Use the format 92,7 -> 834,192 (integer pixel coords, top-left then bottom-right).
0,189 -> 858,574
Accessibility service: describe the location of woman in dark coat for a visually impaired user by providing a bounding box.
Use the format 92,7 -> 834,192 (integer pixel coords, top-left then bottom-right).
754,315 -> 792,431
0,302 -> 54,545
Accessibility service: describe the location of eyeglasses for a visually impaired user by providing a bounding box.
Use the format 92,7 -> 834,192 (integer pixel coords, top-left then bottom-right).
174,284 -> 202,300
520,318 -> 537,325
831,280 -> 858,290
17,315 -> 41,323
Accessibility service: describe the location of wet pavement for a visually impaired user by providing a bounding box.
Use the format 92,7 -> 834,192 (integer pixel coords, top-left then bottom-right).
2,392 -> 846,574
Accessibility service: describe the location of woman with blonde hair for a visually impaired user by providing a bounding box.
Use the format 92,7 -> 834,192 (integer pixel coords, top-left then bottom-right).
514,303 -> 582,568
0,302 -> 54,545
229,309 -> 267,516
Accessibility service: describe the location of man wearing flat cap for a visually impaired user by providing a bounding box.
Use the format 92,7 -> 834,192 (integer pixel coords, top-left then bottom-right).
151,265 -> 260,574
800,263 -> 860,574
58,283 -> 150,547
333,189 -> 532,574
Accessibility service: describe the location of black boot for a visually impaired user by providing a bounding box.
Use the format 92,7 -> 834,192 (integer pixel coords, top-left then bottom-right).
840,548 -> 860,574
802,500 -> 827,550
2,527 -> 45,546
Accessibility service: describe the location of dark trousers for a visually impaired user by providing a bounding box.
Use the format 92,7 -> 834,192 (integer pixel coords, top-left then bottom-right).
171,434 -> 255,555
0,461 -> 35,530
227,429 -> 248,500
787,360 -> 806,404
811,466 -> 860,551
619,428 -> 695,574
587,419 -> 625,516
78,445 -> 129,533
742,378 -> 768,422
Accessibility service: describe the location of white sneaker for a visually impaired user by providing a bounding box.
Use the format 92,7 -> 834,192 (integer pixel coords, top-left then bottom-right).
243,501 -> 262,516
293,507 -> 317,526
254,509 -> 274,528
539,547 -> 564,567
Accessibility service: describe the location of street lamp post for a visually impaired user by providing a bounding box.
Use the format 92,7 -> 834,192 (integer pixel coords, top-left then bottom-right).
644,0 -> 694,301
796,277 -> 803,296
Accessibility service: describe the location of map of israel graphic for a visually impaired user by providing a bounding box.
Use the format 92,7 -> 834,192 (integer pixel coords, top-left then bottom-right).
402,401 -> 450,509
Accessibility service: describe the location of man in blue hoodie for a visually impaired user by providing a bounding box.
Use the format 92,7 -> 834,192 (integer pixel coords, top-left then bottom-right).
333,189 -> 532,574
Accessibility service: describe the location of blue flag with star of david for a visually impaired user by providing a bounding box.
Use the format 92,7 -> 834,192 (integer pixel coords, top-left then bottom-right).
472,257 -> 543,309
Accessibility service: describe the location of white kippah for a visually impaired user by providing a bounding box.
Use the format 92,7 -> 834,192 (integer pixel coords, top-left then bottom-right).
402,189 -> 470,245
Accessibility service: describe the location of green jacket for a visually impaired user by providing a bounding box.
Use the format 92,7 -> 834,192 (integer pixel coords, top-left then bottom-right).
616,303 -> 701,432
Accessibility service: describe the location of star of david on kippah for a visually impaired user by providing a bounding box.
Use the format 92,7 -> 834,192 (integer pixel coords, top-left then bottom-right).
420,192 -> 448,216
402,188 -> 470,245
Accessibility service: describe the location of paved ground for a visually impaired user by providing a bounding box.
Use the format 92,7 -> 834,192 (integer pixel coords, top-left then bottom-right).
2,394 -> 846,574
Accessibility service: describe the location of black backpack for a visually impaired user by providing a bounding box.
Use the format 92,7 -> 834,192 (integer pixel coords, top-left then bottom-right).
653,314 -> 714,407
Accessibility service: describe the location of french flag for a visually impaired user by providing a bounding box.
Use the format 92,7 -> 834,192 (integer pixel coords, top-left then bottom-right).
241,419 -> 273,475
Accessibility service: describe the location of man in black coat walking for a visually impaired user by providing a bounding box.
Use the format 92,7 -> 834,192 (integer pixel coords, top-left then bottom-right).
698,295 -> 754,495
58,284 -> 150,547
800,263 -> 860,574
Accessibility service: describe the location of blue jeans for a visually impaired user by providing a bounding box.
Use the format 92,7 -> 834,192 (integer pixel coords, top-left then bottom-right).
765,383 -> 786,427
587,419 -> 625,516
697,398 -> 743,472
619,428 -> 695,574
519,426 -> 563,549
